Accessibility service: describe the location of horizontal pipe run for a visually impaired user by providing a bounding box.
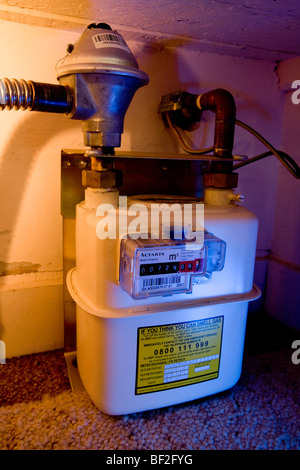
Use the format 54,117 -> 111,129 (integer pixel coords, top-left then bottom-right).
0,78 -> 73,114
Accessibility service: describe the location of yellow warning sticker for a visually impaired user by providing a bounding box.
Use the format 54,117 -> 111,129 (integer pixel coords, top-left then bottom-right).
136,316 -> 223,395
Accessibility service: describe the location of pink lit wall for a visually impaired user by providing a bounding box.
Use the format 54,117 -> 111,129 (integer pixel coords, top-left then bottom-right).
265,57 -> 300,330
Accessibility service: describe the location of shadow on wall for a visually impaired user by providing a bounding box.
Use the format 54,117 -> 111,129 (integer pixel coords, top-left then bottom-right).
123,42 -> 209,152
0,111 -> 81,338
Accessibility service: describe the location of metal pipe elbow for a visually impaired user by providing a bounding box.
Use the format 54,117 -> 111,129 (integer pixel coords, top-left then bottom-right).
197,88 -> 236,158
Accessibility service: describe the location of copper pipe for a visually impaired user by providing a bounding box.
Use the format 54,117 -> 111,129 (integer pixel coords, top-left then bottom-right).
197,88 -> 236,159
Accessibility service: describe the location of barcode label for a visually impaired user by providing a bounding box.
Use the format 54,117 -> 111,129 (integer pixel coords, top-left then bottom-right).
141,275 -> 185,294
143,275 -> 182,287
92,33 -> 130,51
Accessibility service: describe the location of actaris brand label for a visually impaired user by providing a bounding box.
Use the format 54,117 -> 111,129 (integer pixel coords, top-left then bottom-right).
140,252 -> 165,258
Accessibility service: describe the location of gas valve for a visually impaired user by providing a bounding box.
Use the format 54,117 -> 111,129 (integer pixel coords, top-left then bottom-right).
0,23 -> 149,151
56,22 -> 148,149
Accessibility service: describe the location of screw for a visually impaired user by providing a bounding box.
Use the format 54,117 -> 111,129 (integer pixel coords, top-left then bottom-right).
67,43 -> 74,53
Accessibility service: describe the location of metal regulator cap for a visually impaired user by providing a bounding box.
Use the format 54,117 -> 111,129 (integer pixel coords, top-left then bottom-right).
56,22 -> 149,85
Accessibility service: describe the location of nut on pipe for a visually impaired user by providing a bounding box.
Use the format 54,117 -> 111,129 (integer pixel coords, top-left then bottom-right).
82,169 -> 123,189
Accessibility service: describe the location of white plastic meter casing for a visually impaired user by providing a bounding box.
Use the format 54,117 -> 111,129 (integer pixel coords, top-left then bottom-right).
70,201 -> 259,311
67,196 -> 260,414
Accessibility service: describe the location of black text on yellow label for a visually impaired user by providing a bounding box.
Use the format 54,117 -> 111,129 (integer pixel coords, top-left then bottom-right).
136,316 -> 223,395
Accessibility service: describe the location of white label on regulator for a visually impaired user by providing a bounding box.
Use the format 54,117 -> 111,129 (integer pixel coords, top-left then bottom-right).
92,33 -> 130,51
